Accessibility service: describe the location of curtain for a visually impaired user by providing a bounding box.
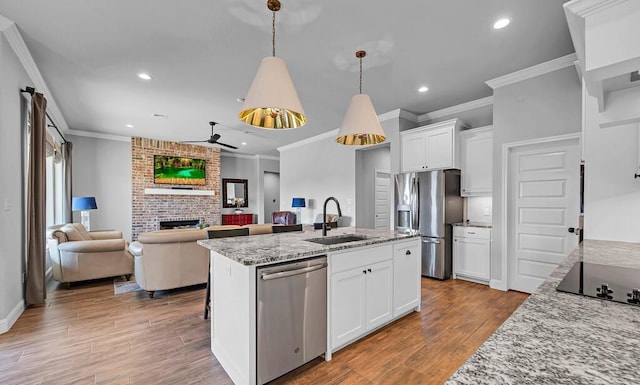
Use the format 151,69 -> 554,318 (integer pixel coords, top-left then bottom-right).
25,92 -> 47,305
61,142 -> 73,223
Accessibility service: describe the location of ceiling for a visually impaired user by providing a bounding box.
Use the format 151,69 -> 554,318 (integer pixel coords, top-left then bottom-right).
0,0 -> 574,156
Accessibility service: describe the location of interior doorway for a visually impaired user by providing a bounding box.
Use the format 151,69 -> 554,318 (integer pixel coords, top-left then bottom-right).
374,170 -> 391,229
263,171 -> 280,224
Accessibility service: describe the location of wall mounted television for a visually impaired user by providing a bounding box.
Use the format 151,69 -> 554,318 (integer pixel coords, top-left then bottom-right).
154,155 -> 206,186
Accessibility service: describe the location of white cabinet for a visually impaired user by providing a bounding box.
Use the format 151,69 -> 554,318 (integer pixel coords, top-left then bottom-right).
453,226 -> 491,283
330,239 -> 420,350
401,118 -> 466,172
392,240 -> 421,317
460,126 -> 493,196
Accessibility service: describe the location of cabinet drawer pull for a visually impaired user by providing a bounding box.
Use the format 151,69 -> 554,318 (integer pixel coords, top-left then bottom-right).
367,268 -> 372,273
405,250 -> 411,255
363,270 -> 367,274
467,231 -> 475,234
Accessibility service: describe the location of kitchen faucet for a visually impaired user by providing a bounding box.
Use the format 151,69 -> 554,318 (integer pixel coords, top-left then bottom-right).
322,197 -> 342,236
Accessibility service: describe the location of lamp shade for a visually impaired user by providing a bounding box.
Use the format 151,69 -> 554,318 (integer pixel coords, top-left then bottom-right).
239,56 -> 307,130
336,94 -> 386,146
291,197 -> 306,208
72,196 -> 97,211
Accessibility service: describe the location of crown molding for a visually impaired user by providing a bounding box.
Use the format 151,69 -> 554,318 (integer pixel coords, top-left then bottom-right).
277,129 -> 339,152
378,109 -> 419,123
0,13 -> 12,30
486,53 -> 578,89
220,152 -> 279,161
1,21 -> 70,133
564,0 -> 627,17
66,129 -> 131,142
417,96 -> 494,123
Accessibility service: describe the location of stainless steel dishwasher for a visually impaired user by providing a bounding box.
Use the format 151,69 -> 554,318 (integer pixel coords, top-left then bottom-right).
256,256 -> 327,385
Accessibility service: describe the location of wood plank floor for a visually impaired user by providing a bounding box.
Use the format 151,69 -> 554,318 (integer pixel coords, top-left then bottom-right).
0,277 -> 527,385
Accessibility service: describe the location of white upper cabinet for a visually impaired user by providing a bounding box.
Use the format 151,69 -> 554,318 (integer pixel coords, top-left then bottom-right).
460,126 -> 493,196
401,118 -> 466,172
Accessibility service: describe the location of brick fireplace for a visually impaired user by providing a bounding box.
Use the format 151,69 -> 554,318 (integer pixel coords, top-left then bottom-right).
131,137 -> 221,240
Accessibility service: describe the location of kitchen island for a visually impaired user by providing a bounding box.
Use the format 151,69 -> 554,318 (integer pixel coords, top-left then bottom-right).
446,240 -> 640,384
198,227 -> 421,385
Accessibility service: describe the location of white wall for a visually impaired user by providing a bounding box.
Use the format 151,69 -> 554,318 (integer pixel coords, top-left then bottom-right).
279,133 -> 356,226
583,86 -> 640,241
491,66 -> 582,283
69,135 -> 132,241
466,196 -> 492,223
421,104 -> 493,129
355,145 -> 391,228
0,33 -> 31,332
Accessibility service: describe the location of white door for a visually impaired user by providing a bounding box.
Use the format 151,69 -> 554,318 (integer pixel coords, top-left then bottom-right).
364,260 -> 393,331
508,139 -> 580,293
374,171 -> 391,229
331,268 -> 366,348
263,172 -> 280,224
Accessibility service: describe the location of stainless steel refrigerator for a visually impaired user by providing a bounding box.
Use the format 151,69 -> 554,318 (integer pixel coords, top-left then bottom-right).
394,170 -> 463,279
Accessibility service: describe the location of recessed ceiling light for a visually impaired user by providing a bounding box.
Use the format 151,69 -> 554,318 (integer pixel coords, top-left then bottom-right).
493,18 -> 510,30
241,142 -> 247,146
138,73 -> 152,80
418,86 -> 429,93
125,124 -> 134,128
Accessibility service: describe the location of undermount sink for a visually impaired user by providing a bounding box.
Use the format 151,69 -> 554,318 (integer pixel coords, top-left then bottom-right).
305,234 -> 371,245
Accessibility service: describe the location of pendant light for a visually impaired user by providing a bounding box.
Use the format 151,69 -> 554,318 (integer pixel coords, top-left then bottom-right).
238,0 -> 307,130
336,50 -> 386,146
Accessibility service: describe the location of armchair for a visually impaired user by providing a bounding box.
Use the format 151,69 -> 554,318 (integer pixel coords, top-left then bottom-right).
47,223 -> 133,285
271,211 -> 296,225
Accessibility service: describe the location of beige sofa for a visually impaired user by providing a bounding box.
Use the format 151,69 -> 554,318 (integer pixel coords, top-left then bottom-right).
47,223 -> 133,285
129,225 -> 246,298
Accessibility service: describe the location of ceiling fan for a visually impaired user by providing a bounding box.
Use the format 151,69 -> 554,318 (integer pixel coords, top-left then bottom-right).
183,122 -> 238,149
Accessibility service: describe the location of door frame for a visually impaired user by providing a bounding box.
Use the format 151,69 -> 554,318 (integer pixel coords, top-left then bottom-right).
374,169 -> 391,229
495,132 -> 581,292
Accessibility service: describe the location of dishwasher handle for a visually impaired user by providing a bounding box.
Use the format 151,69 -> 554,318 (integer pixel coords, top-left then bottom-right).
261,263 -> 327,281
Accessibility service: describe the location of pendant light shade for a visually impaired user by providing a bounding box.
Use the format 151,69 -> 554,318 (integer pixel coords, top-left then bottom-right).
336,94 -> 386,145
238,0 -> 307,130
336,50 -> 386,146
239,57 -> 307,129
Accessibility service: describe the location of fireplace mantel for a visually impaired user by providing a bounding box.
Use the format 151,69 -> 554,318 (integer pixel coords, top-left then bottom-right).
144,188 -> 215,196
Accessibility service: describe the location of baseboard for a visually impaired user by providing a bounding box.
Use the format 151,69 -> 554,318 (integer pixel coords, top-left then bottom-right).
0,300 -> 25,334
490,279 -> 508,291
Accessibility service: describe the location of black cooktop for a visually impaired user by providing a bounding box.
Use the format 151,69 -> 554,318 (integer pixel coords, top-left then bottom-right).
556,262 -> 640,306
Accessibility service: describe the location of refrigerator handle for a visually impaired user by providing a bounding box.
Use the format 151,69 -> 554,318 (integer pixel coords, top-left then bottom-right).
411,176 -> 419,231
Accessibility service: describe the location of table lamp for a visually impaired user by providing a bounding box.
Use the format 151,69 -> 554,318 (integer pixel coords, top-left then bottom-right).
72,196 -> 97,231
291,197 -> 306,225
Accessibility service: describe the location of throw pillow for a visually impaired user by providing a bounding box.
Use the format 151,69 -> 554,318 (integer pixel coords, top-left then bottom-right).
61,223 -> 91,241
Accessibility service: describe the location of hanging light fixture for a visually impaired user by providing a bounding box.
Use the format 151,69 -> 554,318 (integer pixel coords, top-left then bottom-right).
336,50 -> 386,146
238,0 -> 307,130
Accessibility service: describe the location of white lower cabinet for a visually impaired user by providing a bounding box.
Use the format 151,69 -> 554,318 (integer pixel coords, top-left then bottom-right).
393,240 -> 421,317
453,226 -> 491,283
330,239 -> 421,351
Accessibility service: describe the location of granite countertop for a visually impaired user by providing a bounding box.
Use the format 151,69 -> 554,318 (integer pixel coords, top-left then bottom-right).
197,227 -> 420,266
452,222 -> 492,228
446,240 -> 640,385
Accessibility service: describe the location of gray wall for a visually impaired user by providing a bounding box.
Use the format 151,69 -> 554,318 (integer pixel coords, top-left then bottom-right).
355,145 -> 391,228
0,33 -> 31,331
69,135 -> 132,241
491,66 -> 582,283
221,154 -> 279,224
421,103 -> 493,129
280,135 -> 356,225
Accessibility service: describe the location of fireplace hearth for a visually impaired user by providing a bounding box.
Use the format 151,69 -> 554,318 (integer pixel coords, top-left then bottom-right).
159,219 -> 201,230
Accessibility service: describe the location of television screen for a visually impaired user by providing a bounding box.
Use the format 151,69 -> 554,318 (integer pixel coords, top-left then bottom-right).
154,155 -> 206,185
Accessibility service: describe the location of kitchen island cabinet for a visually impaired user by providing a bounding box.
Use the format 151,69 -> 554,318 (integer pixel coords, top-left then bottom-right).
198,228 -> 420,385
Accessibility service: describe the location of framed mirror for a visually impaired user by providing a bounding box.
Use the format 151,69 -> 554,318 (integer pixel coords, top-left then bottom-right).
222,178 -> 248,208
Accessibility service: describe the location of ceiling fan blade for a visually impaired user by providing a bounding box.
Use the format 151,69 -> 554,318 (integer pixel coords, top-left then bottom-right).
215,141 -> 238,150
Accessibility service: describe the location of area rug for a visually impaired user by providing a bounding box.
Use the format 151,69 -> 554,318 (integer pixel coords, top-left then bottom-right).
113,276 -> 142,295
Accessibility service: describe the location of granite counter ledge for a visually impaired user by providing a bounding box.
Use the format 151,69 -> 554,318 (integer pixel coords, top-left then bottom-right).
197,227 -> 420,266
452,222 -> 492,228
445,240 -> 640,385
